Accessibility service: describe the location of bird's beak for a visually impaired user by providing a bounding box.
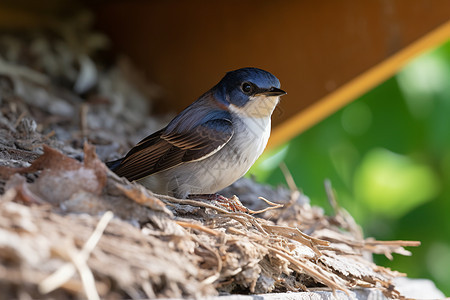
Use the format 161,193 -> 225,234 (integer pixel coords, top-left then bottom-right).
257,87 -> 287,96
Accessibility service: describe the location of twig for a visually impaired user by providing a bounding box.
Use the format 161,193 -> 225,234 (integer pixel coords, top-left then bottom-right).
160,193 -> 283,215
13,111 -> 27,129
38,211 -> 113,299
67,246 -> 98,300
42,130 -> 56,140
80,103 -> 89,139
279,163 -> 302,210
175,220 -> 220,236
158,194 -> 232,214
324,179 -> 338,215
263,224 -> 329,246
246,197 -> 283,214
280,162 -> 298,193
364,239 -> 421,247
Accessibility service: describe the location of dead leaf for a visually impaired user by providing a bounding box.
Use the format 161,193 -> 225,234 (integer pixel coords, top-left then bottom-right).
2,143 -> 107,206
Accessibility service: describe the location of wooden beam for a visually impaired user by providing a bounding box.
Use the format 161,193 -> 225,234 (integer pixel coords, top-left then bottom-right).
268,20 -> 450,150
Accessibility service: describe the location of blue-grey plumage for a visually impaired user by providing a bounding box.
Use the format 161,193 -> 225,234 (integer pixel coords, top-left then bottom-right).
107,67 -> 286,198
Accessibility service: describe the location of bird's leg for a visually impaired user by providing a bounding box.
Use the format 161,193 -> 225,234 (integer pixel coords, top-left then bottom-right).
188,194 -> 249,213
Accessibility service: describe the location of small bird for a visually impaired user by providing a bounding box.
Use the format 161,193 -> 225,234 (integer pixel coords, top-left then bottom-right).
107,67 -> 286,199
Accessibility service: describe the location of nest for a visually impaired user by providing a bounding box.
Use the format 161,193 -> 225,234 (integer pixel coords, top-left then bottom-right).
0,12 -> 419,299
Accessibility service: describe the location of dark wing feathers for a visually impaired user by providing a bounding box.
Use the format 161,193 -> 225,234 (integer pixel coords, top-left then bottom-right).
123,129 -> 165,158
109,118 -> 233,181
180,119 -> 234,161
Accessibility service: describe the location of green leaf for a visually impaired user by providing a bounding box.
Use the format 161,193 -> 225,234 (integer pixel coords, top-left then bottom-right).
354,148 -> 439,218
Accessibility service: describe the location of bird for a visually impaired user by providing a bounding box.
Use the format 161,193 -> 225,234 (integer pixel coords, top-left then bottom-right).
106,67 -> 286,200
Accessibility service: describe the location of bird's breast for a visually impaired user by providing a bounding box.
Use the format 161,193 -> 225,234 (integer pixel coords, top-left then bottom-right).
226,114 -> 271,169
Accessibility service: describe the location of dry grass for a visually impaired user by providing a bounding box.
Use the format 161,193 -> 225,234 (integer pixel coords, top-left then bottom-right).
0,143 -> 419,299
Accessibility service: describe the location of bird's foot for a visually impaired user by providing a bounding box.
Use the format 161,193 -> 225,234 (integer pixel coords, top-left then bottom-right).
188,193 -> 249,213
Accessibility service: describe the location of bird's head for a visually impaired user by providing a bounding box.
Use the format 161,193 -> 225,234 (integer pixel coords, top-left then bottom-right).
214,67 -> 286,118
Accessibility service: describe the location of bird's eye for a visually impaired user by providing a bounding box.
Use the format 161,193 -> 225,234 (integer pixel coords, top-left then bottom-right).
241,82 -> 254,95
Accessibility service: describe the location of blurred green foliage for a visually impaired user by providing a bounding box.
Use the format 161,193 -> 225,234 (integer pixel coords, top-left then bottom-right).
250,40 -> 450,295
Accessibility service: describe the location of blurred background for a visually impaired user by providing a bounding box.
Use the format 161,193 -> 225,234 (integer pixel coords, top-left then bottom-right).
1,0 -> 449,296
251,40 -> 450,296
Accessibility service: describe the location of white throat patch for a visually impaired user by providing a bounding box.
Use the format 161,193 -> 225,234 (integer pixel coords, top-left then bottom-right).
229,95 -> 280,118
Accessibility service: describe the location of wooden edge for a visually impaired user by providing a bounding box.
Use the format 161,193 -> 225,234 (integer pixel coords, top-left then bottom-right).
267,20 -> 450,151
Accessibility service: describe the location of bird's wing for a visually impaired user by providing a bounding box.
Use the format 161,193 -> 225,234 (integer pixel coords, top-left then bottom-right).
110,118 -> 233,181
